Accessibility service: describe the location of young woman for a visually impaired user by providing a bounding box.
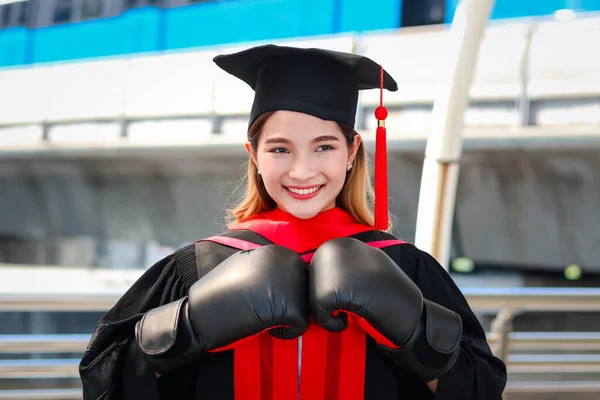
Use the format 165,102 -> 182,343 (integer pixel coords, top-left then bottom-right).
79,44 -> 506,400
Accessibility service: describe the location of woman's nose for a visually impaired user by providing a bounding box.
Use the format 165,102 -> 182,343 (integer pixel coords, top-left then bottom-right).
287,154 -> 317,181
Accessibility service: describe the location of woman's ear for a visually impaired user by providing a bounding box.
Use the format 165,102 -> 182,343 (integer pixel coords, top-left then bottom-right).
348,134 -> 362,164
245,141 -> 259,170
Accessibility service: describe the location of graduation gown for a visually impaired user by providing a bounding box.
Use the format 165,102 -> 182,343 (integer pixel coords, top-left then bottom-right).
79,208 -> 507,399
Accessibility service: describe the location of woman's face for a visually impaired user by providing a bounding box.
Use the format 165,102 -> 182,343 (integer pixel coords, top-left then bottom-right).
246,111 -> 360,220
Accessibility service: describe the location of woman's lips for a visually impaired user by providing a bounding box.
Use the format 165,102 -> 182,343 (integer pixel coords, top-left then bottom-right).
285,185 -> 324,200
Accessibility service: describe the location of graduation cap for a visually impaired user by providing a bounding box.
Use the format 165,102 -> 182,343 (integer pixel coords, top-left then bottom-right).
213,44 -> 397,231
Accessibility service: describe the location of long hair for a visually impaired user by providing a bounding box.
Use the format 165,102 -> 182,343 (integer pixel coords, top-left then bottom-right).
227,111 -> 387,230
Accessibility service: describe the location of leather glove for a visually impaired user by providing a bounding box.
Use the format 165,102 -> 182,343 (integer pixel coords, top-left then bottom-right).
135,245 -> 309,374
310,237 -> 462,382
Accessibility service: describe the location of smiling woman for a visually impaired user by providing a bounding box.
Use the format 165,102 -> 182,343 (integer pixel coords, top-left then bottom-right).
79,44 -> 507,400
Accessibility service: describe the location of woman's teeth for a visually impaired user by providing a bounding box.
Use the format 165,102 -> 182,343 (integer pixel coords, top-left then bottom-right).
287,186 -> 322,195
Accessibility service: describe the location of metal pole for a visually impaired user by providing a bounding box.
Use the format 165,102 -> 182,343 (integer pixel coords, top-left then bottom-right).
491,308 -> 515,400
414,0 -> 496,269
490,308 -> 516,362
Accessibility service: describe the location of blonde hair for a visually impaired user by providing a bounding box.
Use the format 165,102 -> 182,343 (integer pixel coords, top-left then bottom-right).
227,111 -> 391,231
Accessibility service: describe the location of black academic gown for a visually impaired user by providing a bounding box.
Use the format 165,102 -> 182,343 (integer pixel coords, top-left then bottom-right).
79,229 -> 506,400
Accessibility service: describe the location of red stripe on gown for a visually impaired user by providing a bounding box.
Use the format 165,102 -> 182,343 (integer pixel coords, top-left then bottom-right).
324,331 -> 343,399
300,320 -> 367,400
300,323 -> 328,399
259,333 -> 274,400
234,335 -> 261,400
272,335 -> 299,398
338,315 -> 367,399
234,333 -> 299,400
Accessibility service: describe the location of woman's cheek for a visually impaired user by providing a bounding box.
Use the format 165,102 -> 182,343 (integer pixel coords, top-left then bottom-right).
319,152 -> 346,176
261,157 -> 289,181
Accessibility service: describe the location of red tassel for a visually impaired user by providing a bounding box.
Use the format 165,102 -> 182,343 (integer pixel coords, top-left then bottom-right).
374,65 -> 388,231
374,124 -> 387,231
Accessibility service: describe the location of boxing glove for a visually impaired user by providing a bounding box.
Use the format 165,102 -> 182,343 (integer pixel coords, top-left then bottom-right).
135,245 -> 309,374
310,238 -> 462,382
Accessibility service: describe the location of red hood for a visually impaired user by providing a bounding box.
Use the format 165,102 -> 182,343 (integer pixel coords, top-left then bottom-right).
229,207 -> 374,254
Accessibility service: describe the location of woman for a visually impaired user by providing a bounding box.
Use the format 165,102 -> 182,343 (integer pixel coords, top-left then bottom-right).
79,44 -> 506,400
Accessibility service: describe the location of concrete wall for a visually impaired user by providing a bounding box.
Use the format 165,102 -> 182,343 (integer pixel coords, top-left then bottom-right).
1,144 -> 598,273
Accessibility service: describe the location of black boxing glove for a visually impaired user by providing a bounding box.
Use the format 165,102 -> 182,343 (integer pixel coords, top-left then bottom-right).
310,238 -> 462,382
135,245 -> 309,374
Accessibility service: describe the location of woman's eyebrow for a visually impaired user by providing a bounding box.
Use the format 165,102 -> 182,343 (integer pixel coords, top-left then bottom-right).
263,135 -> 340,144
264,136 -> 291,144
313,135 -> 340,143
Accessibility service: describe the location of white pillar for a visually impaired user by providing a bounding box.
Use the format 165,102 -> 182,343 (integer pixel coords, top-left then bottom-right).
414,0 -> 496,269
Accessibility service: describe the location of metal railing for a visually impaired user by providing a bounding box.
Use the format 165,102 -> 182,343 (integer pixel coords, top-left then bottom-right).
1,286 -> 600,398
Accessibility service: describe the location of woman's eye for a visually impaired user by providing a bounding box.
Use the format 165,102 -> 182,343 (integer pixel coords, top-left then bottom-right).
316,145 -> 334,152
269,147 -> 289,153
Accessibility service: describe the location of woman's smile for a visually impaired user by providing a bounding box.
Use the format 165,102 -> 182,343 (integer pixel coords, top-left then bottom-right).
285,184 -> 325,199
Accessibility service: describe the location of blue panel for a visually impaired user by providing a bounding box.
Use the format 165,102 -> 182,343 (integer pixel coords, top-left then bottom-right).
303,0 -> 336,37
116,8 -> 162,53
444,0 -> 458,23
491,0 -> 529,20
33,19 -> 121,63
339,0 -> 401,32
165,0 -> 336,50
0,27 -> 28,67
525,0 -> 570,18
579,0 -> 600,11
445,0 -> 526,22
32,7 -> 161,64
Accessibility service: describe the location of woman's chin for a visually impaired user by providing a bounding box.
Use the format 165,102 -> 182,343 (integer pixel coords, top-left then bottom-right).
278,201 -> 328,220
288,209 -> 320,220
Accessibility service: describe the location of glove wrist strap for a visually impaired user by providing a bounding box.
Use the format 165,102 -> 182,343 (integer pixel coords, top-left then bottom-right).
378,299 -> 463,382
135,297 -> 206,374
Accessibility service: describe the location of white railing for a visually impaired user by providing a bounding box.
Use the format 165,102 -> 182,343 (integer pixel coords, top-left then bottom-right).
0,285 -> 599,398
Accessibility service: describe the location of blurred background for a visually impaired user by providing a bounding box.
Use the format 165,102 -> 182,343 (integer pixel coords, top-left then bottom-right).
0,0 -> 599,399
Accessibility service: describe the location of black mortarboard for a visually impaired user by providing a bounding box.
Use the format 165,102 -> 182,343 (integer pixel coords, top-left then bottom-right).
213,44 -> 398,129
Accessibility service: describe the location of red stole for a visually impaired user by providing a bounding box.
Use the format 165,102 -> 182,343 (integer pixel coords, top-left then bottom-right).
227,208 -> 374,400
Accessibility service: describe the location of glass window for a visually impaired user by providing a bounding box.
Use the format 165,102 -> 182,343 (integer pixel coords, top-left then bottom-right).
401,0 -> 445,27
125,0 -> 140,8
0,2 -> 29,28
81,0 -> 103,20
53,0 -> 74,24
18,1 -> 28,26
125,0 -> 163,9
1,6 -> 11,27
